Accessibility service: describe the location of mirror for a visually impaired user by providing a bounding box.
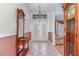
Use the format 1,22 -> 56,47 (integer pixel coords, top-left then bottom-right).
18,16 -> 24,38
17,8 -> 25,39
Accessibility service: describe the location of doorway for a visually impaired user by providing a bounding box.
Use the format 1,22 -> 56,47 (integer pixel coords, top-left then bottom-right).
55,20 -> 64,55
32,21 -> 48,41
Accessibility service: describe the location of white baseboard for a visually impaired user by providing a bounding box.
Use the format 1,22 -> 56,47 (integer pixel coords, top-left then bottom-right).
0,33 -> 16,38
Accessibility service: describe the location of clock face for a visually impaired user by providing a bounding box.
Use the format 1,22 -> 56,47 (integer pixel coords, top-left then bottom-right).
68,5 -> 75,17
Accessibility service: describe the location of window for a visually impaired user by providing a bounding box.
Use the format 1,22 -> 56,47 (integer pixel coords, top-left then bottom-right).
33,14 -> 47,19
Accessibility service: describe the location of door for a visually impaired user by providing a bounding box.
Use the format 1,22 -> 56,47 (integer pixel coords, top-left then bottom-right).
40,22 -> 48,41
32,21 -> 48,41
32,22 -> 40,41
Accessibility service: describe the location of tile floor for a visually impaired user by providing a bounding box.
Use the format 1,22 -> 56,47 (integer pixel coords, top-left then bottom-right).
26,40 -> 63,56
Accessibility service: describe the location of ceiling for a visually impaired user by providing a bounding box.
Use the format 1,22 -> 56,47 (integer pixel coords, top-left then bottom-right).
25,3 -> 64,20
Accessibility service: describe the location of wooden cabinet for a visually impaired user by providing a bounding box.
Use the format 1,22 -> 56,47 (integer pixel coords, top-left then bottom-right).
63,3 -> 79,56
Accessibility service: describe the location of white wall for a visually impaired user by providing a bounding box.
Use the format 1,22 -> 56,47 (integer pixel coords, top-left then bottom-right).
50,11 -> 55,45
0,3 -> 30,37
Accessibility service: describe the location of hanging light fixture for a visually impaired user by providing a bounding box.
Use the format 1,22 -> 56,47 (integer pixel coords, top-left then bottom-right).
38,5 -> 41,14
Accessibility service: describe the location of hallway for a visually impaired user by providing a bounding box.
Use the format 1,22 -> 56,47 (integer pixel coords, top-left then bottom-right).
0,3 -> 64,56
0,3 -> 79,56
27,41 -> 62,56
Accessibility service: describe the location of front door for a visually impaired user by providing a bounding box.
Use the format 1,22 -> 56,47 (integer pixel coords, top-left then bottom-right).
40,22 -> 48,41
32,21 -> 48,41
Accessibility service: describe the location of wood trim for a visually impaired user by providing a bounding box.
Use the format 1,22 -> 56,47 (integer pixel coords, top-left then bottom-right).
74,3 -> 78,56
24,32 -> 31,40
64,10 -> 67,56
48,32 -> 52,42
16,8 -> 18,56
75,4 -> 79,56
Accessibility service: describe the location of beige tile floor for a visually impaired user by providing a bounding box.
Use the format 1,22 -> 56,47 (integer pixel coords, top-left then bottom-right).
26,40 -> 63,56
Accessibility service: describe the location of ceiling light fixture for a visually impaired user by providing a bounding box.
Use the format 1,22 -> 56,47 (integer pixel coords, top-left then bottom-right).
38,5 -> 41,14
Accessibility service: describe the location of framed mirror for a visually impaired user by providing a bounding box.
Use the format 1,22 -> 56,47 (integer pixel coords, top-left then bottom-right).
16,8 -> 25,56
17,8 -> 25,39
18,16 -> 24,38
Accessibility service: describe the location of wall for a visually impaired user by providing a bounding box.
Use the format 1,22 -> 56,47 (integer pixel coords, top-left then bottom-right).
50,11 -> 55,45
0,3 -> 30,56
0,36 -> 16,56
0,3 -> 30,37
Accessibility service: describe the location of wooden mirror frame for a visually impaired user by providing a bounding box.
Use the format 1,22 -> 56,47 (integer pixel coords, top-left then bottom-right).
17,8 -> 25,39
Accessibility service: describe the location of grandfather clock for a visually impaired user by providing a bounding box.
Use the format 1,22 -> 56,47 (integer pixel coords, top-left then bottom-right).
16,8 -> 26,56
63,3 -> 79,56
